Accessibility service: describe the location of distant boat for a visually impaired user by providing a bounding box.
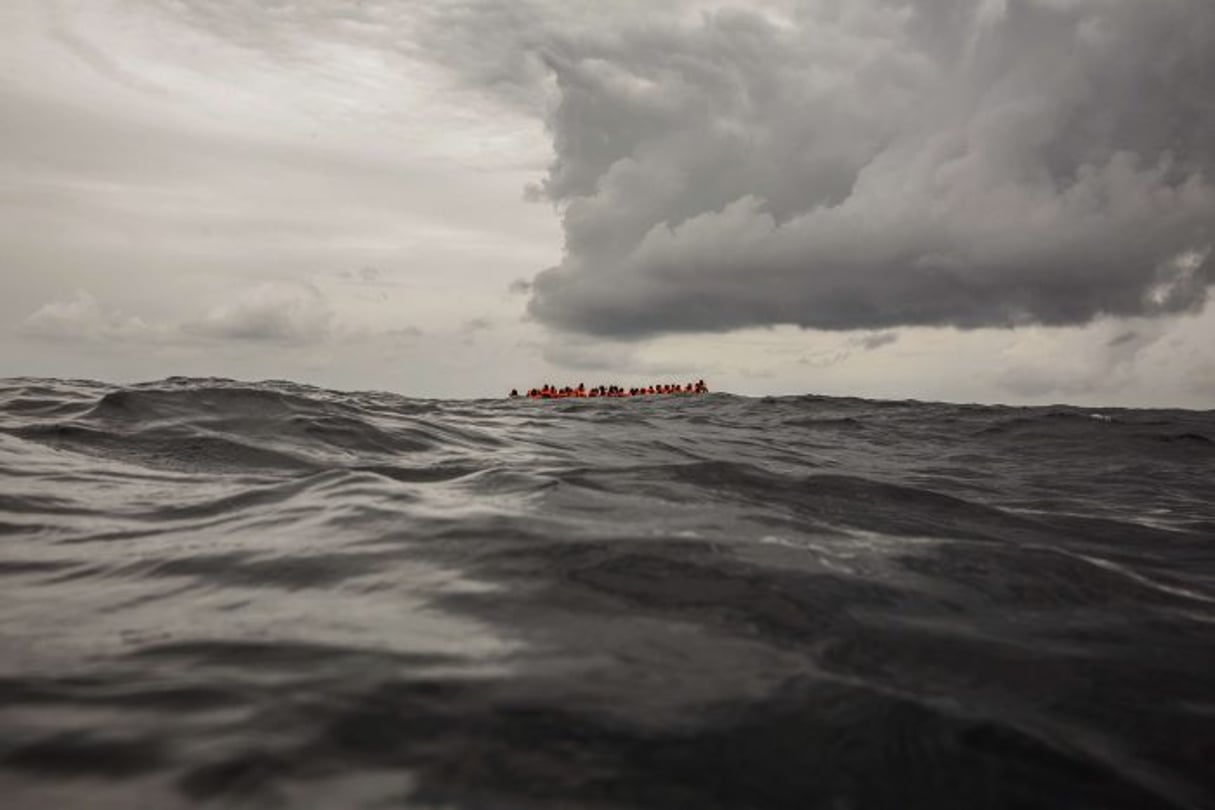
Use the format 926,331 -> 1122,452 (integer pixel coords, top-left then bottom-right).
510,382 -> 708,399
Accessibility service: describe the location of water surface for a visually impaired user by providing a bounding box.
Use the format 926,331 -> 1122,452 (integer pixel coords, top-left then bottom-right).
1,377 -> 1213,808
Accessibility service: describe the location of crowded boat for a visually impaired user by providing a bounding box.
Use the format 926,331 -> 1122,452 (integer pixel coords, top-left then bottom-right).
509,381 -> 708,398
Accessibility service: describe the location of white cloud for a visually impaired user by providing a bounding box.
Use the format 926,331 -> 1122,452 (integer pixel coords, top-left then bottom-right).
19,282 -> 337,347
186,282 -> 334,344
17,289 -> 156,342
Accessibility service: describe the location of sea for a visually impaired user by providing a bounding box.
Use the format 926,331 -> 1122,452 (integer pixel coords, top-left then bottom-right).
0,376 -> 1213,810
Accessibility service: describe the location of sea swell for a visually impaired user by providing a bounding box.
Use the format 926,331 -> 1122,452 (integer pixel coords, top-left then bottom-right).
0,377 -> 1213,809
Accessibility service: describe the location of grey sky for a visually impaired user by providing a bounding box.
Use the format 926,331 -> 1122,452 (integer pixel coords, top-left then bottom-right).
2,0 -> 1213,406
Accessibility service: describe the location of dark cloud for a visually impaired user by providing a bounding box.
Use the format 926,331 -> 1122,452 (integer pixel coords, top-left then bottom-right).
853,331 -> 899,351
386,326 -> 424,340
424,0 -> 1215,338
461,316 -> 493,333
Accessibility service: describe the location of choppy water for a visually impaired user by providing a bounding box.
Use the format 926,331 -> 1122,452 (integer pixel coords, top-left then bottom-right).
1,376 -> 1213,809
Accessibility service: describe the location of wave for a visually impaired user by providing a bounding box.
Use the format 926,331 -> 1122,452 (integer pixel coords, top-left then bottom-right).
0,377 -> 1212,809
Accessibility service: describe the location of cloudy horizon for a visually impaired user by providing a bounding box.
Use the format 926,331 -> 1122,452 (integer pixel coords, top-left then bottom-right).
3,0 -> 1214,407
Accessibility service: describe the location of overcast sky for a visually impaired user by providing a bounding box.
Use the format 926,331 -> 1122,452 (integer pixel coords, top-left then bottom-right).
3,0 -> 1213,406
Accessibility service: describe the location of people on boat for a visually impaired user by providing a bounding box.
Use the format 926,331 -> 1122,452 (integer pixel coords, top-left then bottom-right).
517,380 -> 709,398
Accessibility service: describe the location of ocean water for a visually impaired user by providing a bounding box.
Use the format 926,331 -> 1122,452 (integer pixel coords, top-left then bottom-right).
1,376 -> 1213,810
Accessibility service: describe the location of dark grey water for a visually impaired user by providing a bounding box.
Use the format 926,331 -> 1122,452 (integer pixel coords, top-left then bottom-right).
1,376 -> 1213,809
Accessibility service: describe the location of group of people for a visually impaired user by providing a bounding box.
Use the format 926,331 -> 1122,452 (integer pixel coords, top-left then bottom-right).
510,381 -> 709,399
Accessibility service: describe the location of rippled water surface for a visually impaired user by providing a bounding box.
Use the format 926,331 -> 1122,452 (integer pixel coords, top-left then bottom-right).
1,377 -> 1213,809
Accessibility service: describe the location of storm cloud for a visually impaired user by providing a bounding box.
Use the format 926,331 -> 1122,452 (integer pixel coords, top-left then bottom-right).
432,0 -> 1215,337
